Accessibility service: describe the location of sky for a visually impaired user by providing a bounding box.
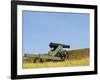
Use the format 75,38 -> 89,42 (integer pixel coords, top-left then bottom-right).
22,10 -> 90,54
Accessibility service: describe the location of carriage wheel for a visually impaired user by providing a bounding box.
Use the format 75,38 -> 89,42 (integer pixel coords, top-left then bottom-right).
60,51 -> 69,60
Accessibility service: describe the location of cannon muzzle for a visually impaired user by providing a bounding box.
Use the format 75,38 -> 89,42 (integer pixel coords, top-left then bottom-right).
49,42 -> 70,48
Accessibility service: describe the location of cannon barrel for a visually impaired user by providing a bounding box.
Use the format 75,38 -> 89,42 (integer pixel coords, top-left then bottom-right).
49,42 -> 70,48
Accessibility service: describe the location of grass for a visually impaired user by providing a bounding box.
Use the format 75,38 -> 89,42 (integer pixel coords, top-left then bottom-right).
23,58 -> 89,69
22,48 -> 90,69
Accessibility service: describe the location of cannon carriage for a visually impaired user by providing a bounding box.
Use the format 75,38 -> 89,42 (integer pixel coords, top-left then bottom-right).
24,42 -> 70,63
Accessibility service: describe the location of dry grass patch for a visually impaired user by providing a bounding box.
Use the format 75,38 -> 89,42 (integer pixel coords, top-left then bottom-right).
23,57 -> 89,69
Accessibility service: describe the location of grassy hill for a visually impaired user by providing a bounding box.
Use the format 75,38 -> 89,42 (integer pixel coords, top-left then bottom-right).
68,48 -> 89,59
22,48 -> 90,69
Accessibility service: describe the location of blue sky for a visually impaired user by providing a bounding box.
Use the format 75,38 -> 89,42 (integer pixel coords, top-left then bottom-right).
22,11 -> 90,54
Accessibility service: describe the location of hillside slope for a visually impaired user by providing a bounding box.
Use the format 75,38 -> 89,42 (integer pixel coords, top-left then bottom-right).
68,48 -> 89,59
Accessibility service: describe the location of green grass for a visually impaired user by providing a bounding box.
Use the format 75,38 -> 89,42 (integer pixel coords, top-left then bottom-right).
22,48 -> 90,69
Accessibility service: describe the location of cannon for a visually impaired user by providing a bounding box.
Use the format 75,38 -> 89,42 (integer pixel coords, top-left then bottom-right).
49,42 -> 70,48
24,42 -> 70,63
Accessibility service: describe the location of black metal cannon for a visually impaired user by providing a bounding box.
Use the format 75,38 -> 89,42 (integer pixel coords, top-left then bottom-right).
49,42 -> 70,48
